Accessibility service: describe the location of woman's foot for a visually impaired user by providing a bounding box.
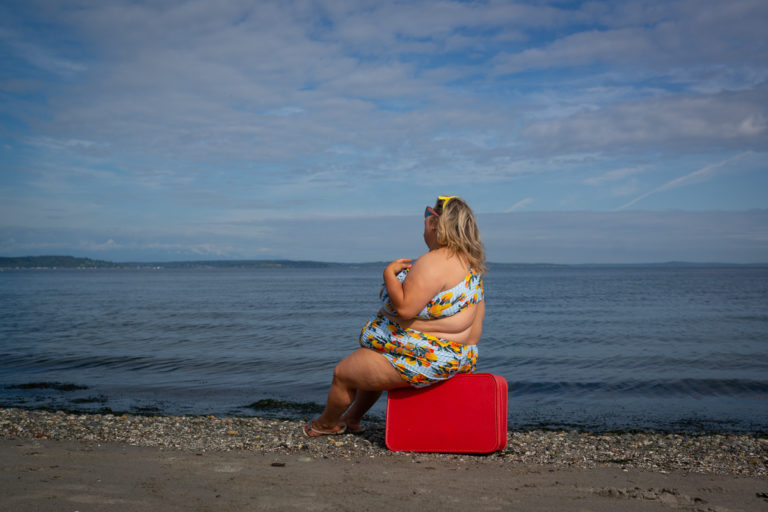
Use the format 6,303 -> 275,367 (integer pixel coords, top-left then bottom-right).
340,415 -> 365,433
303,420 -> 347,437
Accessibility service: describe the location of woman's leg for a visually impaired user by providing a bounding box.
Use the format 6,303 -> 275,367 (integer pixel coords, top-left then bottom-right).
341,389 -> 382,431
312,348 -> 407,432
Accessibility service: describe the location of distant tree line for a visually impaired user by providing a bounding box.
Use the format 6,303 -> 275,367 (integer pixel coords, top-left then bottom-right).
0,256 -> 118,268
0,256 -> 384,269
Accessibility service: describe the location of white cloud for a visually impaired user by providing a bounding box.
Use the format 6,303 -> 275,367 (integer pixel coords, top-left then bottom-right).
494,0 -> 768,75
25,137 -> 103,152
88,239 -> 121,251
0,26 -> 86,75
494,28 -> 653,75
264,106 -> 305,117
505,198 -> 534,212
738,114 -> 767,136
619,152 -> 755,209
585,166 -> 646,186
481,210 -> 768,264
522,88 -> 768,154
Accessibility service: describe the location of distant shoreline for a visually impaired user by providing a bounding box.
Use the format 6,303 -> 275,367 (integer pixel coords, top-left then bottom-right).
2,255 -> 767,270
0,256 -> 383,270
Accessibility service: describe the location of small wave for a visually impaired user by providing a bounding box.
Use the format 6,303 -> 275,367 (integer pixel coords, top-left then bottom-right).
507,378 -> 768,398
244,398 -> 324,417
1,353 -> 281,374
5,382 -> 88,391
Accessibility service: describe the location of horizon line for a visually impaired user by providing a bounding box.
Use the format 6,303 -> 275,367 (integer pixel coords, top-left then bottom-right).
1,255 -> 767,268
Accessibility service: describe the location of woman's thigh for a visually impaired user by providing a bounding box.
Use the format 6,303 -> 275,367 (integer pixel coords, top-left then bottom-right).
335,348 -> 410,391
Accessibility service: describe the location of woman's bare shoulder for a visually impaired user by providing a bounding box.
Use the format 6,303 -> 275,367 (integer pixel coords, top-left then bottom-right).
411,248 -> 457,273
412,249 -> 439,265
415,247 -> 461,264
412,249 -> 467,283
408,250 -> 443,281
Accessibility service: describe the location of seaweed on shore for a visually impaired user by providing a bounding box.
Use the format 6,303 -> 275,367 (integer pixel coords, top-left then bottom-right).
245,398 -> 324,417
244,398 -> 385,423
70,395 -> 108,405
6,382 -> 88,392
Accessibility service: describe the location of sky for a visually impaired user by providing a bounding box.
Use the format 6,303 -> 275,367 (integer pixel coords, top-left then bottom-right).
1,0 -> 767,264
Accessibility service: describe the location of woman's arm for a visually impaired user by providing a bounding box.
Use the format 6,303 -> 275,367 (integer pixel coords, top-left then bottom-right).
383,252 -> 447,319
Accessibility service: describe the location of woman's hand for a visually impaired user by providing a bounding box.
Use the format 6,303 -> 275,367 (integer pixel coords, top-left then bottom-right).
384,258 -> 412,279
382,258 -> 412,317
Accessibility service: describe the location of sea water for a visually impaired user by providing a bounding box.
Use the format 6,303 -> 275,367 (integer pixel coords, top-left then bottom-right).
1,265 -> 766,432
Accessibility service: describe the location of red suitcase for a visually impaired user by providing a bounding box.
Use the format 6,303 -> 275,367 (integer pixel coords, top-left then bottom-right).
385,372 -> 508,453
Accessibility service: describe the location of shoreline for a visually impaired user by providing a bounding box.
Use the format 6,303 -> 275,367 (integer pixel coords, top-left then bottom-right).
3,391 -> 766,435
2,407 -> 766,477
3,407 -> 767,511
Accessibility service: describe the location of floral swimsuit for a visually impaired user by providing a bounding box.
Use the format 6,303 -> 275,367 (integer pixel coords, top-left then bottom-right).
359,268 -> 484,387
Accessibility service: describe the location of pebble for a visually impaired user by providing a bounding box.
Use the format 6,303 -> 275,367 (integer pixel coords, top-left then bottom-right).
1,407 -> 765,476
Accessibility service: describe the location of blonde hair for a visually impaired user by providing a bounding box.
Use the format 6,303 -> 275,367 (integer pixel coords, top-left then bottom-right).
432,196 -> 486,274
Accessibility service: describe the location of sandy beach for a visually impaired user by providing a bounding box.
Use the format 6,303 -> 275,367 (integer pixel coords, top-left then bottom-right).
2,408 -> 767,511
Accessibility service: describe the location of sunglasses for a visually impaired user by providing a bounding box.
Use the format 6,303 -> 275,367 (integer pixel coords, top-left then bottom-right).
424,196 -> 457,218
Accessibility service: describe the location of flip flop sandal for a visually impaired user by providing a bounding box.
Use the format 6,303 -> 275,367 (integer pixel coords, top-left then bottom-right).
303,421 -> 347,437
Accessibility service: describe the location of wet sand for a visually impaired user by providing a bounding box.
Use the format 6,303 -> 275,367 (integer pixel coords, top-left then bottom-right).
3,438 -> 768,511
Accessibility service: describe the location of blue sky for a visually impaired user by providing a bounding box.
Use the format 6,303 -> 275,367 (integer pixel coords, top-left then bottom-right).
1,0 -> 767,263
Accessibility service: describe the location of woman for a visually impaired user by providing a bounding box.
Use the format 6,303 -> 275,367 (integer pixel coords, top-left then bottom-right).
305,195 -> 486,436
